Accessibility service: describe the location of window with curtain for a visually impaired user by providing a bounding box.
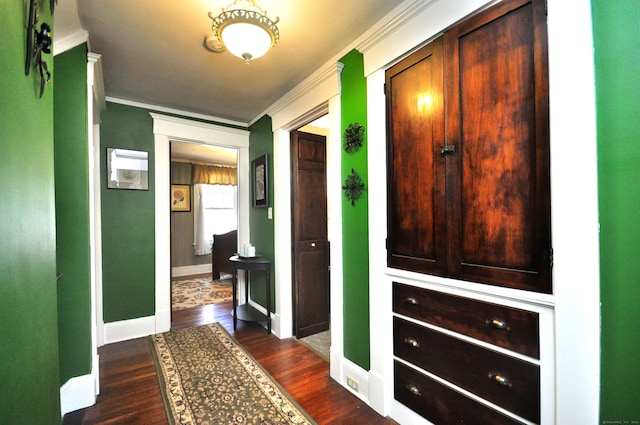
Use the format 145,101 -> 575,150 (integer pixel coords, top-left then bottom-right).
192,163 -> 238,256
192,164 -> 237,185
194,184 -> 238,255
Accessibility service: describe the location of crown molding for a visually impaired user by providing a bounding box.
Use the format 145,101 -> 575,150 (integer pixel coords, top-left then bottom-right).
106,97 -> 249,128
54,29 -> 89,56
259,62 -> 344,125
356,0 -> 439,54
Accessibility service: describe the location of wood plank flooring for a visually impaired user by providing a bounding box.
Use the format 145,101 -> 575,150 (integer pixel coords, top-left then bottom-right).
63,300 -> 397,425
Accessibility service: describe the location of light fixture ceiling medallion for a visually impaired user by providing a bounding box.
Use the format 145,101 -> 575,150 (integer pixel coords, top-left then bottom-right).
208,0 -> 280,64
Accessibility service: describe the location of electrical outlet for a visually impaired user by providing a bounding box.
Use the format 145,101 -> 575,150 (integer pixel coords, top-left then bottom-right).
346,376 -> 359,392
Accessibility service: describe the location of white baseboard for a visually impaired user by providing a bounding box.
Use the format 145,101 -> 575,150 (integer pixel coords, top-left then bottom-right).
60,365 -> 98,417
368,369 -> 390,416
156,308 -> 171,334
103,315 -> 156,344
172,263 -> 211,277
340,358 -> 370,404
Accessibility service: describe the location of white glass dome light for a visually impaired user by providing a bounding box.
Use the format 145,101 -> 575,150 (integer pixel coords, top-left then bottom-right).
209,0 -> 280,64
221,21 -> 273,62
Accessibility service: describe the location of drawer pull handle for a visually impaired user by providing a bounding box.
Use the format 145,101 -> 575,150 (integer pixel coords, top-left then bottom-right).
486,317 -> 511,332
406,384 -> 422,396
488,372 -> 513,388
403,337 -> 420,349
404,296 -> 419,305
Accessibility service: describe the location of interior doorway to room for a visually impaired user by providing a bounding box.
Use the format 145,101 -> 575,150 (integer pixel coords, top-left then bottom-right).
169,141 -> 239,313
290,117 -> 330,345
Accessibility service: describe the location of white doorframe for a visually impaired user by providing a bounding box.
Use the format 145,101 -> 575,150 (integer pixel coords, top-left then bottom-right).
151,114 -> 250,333
267,64 -> 344,387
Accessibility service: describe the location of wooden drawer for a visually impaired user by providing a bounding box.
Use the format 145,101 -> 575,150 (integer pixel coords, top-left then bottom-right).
394,360 -> 526,425
393,282 -> 540,358
394,317 -> 540,423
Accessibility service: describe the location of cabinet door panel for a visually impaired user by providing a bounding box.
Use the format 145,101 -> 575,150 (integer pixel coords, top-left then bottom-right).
386,37 -> 446,275
445,0 -> 551,292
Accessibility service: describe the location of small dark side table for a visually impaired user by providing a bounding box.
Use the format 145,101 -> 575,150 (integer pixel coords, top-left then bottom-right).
229,255 -> 272,334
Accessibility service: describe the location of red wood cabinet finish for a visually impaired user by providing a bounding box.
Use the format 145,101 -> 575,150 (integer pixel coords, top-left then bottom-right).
392,282 -> 540,358
394,361 -> 526,425
386,0 -> 551,293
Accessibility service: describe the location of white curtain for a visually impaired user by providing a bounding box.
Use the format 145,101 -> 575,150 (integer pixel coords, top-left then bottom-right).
193,184 -> 210,256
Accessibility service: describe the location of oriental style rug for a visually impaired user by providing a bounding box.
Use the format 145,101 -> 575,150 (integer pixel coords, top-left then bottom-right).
150,323 -> 317,425
172,276 -> 232,311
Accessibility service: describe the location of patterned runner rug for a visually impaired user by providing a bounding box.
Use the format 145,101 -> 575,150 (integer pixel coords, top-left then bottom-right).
150,323 -> 317,425
172,276 -> 232,311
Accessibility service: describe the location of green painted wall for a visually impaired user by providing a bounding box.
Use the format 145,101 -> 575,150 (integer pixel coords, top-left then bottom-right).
340,50 -> 370,370
100,103 -> 156,322
593,0 -> 640,421
54,43 -> 92,384
0,2 -> 61,423
248,115 -> 275,308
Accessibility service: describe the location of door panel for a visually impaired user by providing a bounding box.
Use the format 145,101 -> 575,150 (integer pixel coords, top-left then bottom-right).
386,37 -> 446,275
445,0 -> 551,291
291,130 -> 330,338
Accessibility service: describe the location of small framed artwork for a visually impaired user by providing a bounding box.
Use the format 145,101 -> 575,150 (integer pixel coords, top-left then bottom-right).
171,184 -> 191,212
107,148 -> 149,190
252,153 -> 268,208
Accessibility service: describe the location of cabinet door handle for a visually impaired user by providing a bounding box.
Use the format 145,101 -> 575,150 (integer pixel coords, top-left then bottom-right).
406,384 -> 421,396
403,296 -> 419,305
403,337 -> 420,349
488,371 -> 513,387
485,317 -> 511,332
440,144 -> 456,156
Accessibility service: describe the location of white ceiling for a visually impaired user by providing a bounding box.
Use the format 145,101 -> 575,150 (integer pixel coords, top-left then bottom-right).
56,0 -> 403,125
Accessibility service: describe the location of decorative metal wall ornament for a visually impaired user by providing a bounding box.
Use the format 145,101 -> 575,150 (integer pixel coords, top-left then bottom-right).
342,168 -> 365,206
343,122 -> 365,154
25,0 -> 53,98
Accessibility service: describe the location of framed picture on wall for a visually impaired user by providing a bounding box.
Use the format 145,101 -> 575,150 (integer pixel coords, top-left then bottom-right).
171,184 -> 191,212
252,153 -> 268,208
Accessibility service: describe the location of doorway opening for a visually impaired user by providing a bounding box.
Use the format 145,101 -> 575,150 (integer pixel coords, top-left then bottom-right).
291,115 -> 331,359
169,141 -> 239,314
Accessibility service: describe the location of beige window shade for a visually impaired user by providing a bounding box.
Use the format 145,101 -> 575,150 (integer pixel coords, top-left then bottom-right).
192,164 -> 237,185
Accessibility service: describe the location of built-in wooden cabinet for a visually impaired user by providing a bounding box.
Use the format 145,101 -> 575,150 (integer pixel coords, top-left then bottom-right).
386,0 -> 551,294
393,282 -> 541,424
386,0 -> 551,423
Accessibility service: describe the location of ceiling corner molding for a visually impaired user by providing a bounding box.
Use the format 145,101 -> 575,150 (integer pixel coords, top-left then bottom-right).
264,62 -> 343,130
106,97 -> 249,129
356,0 -> 438,55
54,29 -> 89,56
87,53 -> 106,115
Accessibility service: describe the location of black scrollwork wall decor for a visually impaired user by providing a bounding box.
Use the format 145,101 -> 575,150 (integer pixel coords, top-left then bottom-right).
342,168 -> 365,206
25,0 -> 53,98
343,122 -> 365,154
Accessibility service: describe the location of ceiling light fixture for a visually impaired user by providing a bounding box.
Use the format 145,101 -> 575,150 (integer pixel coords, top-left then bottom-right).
208,0 -> 279,64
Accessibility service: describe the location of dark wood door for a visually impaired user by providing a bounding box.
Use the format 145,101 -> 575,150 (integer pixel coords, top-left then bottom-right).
444,0 -> 551,292
386,0 -> 551,293
386,36 -> 446,275
291,130 -> 330,338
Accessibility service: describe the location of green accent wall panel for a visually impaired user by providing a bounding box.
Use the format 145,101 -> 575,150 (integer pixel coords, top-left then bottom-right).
0,2 -> 61,423
54,43 -> 92,385
100,102 -> 156,322
593,0 -> 640,421
248,115 -> 275,308
340,50 -> 370,370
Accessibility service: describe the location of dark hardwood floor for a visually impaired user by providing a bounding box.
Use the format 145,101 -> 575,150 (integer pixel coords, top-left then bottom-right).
63,300 -> 397,425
